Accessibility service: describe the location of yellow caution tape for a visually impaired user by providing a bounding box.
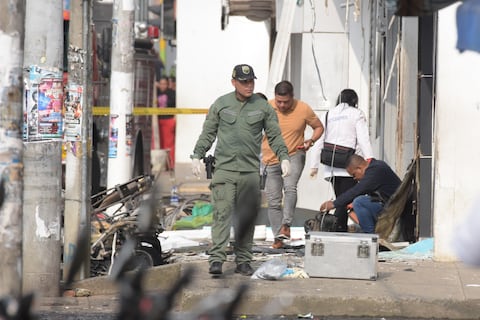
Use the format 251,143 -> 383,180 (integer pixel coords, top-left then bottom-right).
93,107 -> 209,116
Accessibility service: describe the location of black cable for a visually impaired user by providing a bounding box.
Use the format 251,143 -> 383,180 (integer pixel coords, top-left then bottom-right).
309,0 -> 327,101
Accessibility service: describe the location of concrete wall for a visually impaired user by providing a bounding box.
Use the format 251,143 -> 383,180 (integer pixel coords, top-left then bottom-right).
397,18 -> 418,174
294,0 -> 373,211
174,1 -> 418,215
435,4 -> 480,260
175,0 -> 271,169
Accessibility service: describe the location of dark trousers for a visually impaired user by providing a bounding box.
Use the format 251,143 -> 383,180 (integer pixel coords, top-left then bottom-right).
330,176 -> 357,232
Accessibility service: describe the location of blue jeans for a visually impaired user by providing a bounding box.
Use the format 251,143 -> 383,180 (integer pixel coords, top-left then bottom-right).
352,195 -> 385,233
265,151 -> 305,236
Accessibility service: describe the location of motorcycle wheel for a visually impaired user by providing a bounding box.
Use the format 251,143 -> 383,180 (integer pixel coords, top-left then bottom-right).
126,249 -> 154,271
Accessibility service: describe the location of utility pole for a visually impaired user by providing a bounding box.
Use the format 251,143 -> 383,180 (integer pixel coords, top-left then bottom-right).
107,0 -> 135,191
63,0 -> 92,281
22,0 -> 64,297
0,0 -> 25,297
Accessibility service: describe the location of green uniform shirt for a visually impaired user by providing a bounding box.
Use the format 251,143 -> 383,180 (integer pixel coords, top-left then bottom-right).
193,92 -> 289,172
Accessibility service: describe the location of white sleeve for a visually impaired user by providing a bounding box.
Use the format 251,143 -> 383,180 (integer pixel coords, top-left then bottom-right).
309,113 -> 327,169
355,110 -> 374,159
309,140 -> 322,169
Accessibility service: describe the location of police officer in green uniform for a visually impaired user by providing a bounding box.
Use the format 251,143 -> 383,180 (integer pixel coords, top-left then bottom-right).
191,64 -> 291,276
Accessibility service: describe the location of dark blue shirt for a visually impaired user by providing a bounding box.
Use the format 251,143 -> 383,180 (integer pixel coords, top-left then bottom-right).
333,159 -> 401,208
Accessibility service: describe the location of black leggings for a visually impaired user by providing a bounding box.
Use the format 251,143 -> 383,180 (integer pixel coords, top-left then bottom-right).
330,176 -> 357,232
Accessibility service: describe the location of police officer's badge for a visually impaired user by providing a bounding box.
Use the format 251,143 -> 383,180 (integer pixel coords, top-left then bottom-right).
242,65 -> 250,75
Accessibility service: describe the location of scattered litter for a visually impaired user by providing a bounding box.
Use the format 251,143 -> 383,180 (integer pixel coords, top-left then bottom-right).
401,238 -> 433,254
173,202 -> 213,229
466,284 -> 480,287
297,312 -> 313,319
281,267 -> 310,279
159,234 -> 201,251
65,288 -> 91,297
265,227 -> 305,241
251,258 -> 287,280
285,239 -> 306,247
379,238 -> 433,261
252,245 -> 300,254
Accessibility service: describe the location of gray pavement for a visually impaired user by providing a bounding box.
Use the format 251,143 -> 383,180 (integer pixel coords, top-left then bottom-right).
33,166 -> 480,319
34,253 -> 480,319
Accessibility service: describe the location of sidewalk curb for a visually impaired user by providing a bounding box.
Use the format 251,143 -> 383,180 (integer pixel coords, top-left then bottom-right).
36,260 -> 480,319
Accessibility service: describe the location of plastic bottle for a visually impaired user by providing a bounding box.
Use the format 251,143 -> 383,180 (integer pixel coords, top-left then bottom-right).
170,185 -> 179,205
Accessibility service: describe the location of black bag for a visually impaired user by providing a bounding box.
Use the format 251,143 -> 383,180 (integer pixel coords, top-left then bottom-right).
320,142 -> 355,168
304,212 -> 338,233
320,111 -> 355,168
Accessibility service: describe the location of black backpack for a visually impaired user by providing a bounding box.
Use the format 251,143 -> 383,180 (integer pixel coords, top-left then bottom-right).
304,212 -> 338,233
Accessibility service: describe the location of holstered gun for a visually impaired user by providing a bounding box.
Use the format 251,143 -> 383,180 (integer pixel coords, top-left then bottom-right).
203,155 -> 215,179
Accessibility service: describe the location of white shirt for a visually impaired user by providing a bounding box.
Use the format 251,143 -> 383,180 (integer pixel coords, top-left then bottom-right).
310,103 -> 374,179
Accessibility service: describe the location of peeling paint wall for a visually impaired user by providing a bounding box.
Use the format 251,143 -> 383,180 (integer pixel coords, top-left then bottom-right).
0,0 -> 25,297
23,140 -> 62,296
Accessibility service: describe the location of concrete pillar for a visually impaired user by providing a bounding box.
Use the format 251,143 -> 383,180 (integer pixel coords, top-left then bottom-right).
107,0 -> 135,190
23,141 -> 62,296
23,0 -> 64,141
64,0 -> 92,281
22,0 -> 64,296
0,0 -> 25,297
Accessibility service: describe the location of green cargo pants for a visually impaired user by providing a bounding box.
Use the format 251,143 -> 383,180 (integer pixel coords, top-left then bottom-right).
208,169 -> 261,265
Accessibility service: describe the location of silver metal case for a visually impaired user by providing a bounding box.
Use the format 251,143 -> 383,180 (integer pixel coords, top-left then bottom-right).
304,232 -> 378,280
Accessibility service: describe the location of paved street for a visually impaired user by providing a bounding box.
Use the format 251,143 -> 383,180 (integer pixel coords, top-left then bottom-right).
33,251 -> 480,319
32,166 -> 480,319
36,313 -> 452,320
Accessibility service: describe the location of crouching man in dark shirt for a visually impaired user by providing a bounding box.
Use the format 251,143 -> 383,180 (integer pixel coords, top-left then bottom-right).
320,154 -> 401,233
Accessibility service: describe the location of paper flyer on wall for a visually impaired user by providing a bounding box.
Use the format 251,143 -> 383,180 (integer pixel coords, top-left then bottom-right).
24,66 -> 64,140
